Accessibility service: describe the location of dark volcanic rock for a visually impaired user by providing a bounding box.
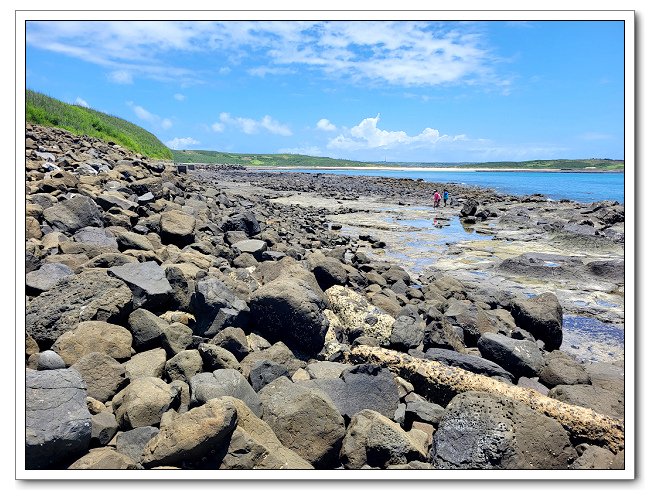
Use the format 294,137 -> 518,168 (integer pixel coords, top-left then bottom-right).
539,351 -> 590,387
222,211 -> 261,237
258,376 -> 345,468
42,195 -> 103,233
26,270 -> 133,348
26,368 -> 92,469
189,369 -> 262,416
191,278 -> 250,337
249,277 -> 329,356
300,364 -> 399,420
116,426 -> 160,463
510,292 -> 563,351
460,199 -> 479,217
109,261 -> 173,310
430,391 -> 576,469
26,263 -> 74,294
477,333 -> 544,379
340,409 -> 427,469
389,314 -> 425,352
128,308 -> 168,351
249,360 -> 290,392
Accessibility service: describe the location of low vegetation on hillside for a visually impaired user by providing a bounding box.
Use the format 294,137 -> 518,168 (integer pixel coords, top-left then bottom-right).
26,90 -> 172,160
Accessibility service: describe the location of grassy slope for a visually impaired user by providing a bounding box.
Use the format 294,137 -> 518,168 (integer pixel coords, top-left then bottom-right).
173,149 -> 623,171
26,90 -> 172,160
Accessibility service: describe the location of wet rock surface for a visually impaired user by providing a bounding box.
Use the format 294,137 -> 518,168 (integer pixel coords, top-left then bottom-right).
23,124 -> 625,471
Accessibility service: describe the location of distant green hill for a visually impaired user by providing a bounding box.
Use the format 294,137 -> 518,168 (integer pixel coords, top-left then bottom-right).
173,148 -> 623,171
172,149 -> 378,167
26,90 -> 172,160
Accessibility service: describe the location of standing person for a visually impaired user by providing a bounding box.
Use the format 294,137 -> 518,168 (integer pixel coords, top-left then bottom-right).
433,189 -> 441,208
443,189 -> 449,207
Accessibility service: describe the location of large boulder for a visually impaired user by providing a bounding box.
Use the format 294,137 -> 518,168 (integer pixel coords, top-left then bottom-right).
548,384 -> 623,419
190,278 -> 249,337
222,211 -> 261,237
389,314 -> 425,352
539,351 -> 590,387
301,364 -> 399,420
165,350 -> 203,384
189,369 -> 262,416
340,409 -> 427,469
124,348 -> 167,380
71,352 -> 128,403
510,293 -> 563,351
239,341 -> 306,379
26,270 -> 132,348
113,377 -> 180,429
42,195 -> 103,233
127,308 -> 169,351
68,448 -> 139,470
141,399 -> 238,468
430,391 -> 576,469
214,396 -> 313,470
258,377 -> 345,468
109,261 -> 173,310
477,333 -> 545,379
249,277 -> 329,356
306,252 -> 348,290
52,321 -> 132,366
160,209 -> 196,246
325,285 -> 394,346
26,263 -> 74,295
26,368 -> 92,469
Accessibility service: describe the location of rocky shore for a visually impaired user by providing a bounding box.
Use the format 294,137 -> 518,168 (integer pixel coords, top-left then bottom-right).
25,124 -> 625,472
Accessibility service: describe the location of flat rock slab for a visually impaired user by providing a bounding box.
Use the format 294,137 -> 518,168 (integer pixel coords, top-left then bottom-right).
109,261 -> 172,310
26,368 -> 92,469
232,239 -> 267,258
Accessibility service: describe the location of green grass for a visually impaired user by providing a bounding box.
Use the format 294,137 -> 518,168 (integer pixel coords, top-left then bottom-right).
173,148 -> 624,171
26,90 -> 172,160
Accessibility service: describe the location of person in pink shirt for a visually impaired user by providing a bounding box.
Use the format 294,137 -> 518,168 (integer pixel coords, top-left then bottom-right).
433,189 -> 442,208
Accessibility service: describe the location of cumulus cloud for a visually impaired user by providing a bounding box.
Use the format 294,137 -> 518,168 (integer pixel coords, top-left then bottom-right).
165,137 -> 200,149
173,93 -> 186,101
316,118 -> 337,132
328,114 -> 466,151
214,112 -> 292,136
74,97 -> 89,108
126,101 -> 173,130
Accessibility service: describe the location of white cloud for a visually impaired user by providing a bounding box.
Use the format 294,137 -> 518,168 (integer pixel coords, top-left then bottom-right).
173,93 -> 186,101
316,118 -> 337,132
108,70 -> 133,84
165,137 -> 200,149
126,101 -> 173,130
579,132 -> 614,141
328,114 -> 465,151
215,112 -> 292,136
26,21 -> 506,89
74,97 -> 89,108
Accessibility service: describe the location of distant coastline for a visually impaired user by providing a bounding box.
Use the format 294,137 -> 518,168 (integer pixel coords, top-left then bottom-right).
250,165 -> 624,173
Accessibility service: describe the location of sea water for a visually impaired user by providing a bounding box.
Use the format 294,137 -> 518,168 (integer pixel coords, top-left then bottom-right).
284,168 -> 624,204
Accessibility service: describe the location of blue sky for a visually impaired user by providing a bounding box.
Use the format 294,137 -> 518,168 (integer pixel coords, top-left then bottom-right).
25,20 -> 625,162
